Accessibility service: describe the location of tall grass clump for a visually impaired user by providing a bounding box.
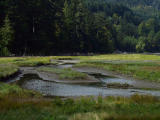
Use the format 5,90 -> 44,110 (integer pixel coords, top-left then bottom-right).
0,82 -> 41,98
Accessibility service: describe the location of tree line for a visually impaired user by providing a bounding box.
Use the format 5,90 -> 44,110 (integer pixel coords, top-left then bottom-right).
1,0 -> 160,56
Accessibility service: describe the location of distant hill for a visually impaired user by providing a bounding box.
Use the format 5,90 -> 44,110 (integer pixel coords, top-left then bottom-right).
105,0 -> 160,18
85,0 -> 160,18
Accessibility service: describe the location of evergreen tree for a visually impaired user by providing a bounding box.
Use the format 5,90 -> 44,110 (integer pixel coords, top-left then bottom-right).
0,16 -> 14,56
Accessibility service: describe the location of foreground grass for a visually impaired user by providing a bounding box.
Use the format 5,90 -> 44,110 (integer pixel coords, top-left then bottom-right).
37,67 -> 88,80
0,94 -> 160,120
0,64 -> 19,80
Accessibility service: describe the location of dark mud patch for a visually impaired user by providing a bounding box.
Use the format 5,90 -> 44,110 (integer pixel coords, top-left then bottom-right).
107,83 -> 134,89
16,73 -> 42,86
87,73 -> 114,79
58,58 -> 74,60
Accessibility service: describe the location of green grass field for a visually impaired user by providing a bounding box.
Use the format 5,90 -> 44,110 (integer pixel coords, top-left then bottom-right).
78,54 -> 160,61
1,54 -> 160,66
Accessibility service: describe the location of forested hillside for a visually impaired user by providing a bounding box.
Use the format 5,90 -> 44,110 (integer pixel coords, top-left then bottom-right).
0,0 -> 160,56
106,0 -> 160,18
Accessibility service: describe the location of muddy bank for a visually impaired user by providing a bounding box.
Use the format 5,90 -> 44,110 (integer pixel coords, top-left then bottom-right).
6,67 -> 38,83
7,66 -> 100,84
37,71 -> 100,84
73,66 -> 160,89
6,67 -> 160,97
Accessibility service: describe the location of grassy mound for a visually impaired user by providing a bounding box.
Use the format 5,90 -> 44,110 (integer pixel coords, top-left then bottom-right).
37,67 -> 88,80
0,64 -> 19,80
0,82 -> 41,97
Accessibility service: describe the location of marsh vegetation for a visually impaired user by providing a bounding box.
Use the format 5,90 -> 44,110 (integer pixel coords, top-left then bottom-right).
0,93 -> 160,120
1,54 -> 160,120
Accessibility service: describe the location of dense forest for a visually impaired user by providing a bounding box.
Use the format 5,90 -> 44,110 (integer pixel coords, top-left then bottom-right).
1,0 -> 160,56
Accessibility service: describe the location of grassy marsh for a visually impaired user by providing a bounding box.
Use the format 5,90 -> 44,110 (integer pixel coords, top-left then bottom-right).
1,54 -> 160,119
1,54 -> 160,66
